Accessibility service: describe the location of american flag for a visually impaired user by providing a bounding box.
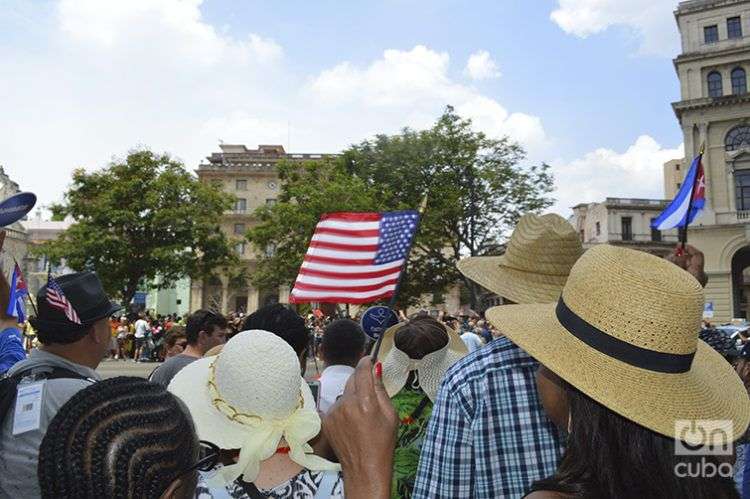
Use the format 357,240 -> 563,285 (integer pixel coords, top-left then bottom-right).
46,276 -> 81,324
289,211 -> 420,304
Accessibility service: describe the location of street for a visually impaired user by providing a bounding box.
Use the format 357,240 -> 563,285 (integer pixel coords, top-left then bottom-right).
95,356 -> 325,380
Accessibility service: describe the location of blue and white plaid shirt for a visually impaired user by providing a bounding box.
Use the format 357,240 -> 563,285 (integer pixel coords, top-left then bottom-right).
413,337 -> 564,498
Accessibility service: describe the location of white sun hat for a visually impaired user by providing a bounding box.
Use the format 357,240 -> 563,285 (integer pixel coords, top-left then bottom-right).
378,320 -> 468,402
168,330 -> 339,485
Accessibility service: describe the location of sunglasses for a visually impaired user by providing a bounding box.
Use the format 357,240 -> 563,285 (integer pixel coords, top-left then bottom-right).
175,440 -> 221,480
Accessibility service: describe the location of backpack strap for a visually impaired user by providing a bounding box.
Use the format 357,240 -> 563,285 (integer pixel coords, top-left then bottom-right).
0,365 -> 93,427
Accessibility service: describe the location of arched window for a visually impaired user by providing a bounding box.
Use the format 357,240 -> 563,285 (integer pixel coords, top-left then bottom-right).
732,68 -> 747,95
726,125 -> 750,151
708,71 -> 723,97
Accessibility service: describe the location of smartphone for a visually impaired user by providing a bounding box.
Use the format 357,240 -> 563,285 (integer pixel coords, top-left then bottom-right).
307,381 -> 321,409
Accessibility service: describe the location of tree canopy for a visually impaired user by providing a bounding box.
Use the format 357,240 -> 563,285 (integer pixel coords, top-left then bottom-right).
40,149 -> 238,305
248,106 -> 555,308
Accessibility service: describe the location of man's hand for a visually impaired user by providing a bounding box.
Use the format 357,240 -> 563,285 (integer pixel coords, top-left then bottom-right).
322,356 -> 398,499
667,244 -> 708,287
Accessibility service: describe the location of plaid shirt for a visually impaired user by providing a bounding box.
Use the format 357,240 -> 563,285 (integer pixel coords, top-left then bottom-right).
413,337 -> 563,498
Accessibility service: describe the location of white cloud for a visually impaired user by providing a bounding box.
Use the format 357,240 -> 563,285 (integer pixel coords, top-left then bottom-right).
550,0 -> 679,57
550,135 -> 684,216
0,3 -> 543,213
464,50 -> 501,80
308,45 -> 547,152
58,0 -> 282,65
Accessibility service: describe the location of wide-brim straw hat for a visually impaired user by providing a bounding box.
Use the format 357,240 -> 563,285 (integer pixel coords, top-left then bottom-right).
377,321 -> 468,401
169,330 -> 338,485
458,213 -> 583,304
486,244 -> 750,443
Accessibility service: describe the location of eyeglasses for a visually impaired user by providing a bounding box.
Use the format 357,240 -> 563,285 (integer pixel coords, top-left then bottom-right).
175,440 -> 221,480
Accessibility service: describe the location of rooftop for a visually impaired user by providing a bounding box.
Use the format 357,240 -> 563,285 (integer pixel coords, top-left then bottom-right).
21,219 -> 73,231
198,143 -> 336,171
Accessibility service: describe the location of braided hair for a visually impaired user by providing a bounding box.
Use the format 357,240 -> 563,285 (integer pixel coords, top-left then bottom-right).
38,377 -> 199,499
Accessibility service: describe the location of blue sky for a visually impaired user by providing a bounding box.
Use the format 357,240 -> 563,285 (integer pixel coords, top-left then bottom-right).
0,0 -> 684,215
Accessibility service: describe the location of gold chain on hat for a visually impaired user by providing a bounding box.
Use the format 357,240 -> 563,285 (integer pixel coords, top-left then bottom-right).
207,359 -> 303,427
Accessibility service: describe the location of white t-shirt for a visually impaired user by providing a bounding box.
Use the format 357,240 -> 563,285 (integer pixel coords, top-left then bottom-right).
134,319 -> 149,339
461,332 -> 484,353
318,364 -> 355,414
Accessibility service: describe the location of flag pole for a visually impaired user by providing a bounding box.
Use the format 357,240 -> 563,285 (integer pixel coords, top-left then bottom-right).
679,143 -> 705,254
372,194 -> 428,362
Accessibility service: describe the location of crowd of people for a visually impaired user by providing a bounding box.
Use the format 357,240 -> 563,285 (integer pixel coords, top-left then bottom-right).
0,212 -> 749,498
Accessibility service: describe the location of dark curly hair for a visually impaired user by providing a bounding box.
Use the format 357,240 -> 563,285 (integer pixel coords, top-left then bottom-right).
321,319 -> 366,367
241,304 -> 309,357
37,377 -> 199,499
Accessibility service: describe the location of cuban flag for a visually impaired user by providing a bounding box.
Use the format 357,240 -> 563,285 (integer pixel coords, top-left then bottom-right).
651,152 -> 706,231
6,263 -> 28,323
289,211 -> 420,304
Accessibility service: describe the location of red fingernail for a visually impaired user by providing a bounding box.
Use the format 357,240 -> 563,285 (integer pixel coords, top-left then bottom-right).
375,362 -> 382,378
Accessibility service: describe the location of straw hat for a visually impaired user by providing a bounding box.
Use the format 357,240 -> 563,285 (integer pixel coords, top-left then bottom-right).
168,330 -> 339,485
486,244 -> 750,443
457,213 -> 583,304
377,320 -> 468,401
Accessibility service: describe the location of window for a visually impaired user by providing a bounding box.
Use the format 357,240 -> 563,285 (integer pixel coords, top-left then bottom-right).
235,242 -> 246,255
265,243 -> 276,257
708,71 -> 723,97
736,170 -> 750,211
235,198 -> 247,212
677,182 -> 682,190
579,229 -> 585,242
705,25 -> 719,43
650,218 -> 662,242
236,179 -> 247,191
234,223 -> 246,235
728,17 -> 743,39
733,68 -> 747,95
266,198 -> 277,206
595,222 -> 601,236
726,125 -> 750,151
676,164 -> 680,171
621,217 -> 633,241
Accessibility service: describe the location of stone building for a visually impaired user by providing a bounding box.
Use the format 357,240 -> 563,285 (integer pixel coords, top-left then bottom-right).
570,198 -> 680,257
672,0 -> 750,320
191,144 -> 334,314
0,167 -> 29,279
21,215 -> 73,296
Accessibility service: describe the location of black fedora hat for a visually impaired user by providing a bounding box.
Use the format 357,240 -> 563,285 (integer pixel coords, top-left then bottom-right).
30,272 -> 122,331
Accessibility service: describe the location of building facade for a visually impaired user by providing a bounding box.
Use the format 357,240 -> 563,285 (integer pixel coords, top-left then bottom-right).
673,0 -> 750,320
570,198 -> 680,256
192,144 -> 333,314
21,216 -> 73,296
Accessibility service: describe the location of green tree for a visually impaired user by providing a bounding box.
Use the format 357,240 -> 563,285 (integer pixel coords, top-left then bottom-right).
248,107 -> 554,309
40,149 -> 238,305
345,106 -> 554,308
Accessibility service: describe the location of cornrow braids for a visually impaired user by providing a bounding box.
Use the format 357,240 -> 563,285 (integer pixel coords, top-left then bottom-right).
38,376 -> 199,499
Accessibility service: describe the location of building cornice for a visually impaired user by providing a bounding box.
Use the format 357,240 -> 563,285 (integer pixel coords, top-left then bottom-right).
674,44 -> 750,69
672,93 -> 750,119
676,0 -> 750,17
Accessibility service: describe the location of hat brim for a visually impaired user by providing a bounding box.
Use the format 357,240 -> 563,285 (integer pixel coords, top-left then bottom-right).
486,303 -> 750,442
458,256 -> 567,304
168,356 -> 316,450
30,301 -> 123,330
